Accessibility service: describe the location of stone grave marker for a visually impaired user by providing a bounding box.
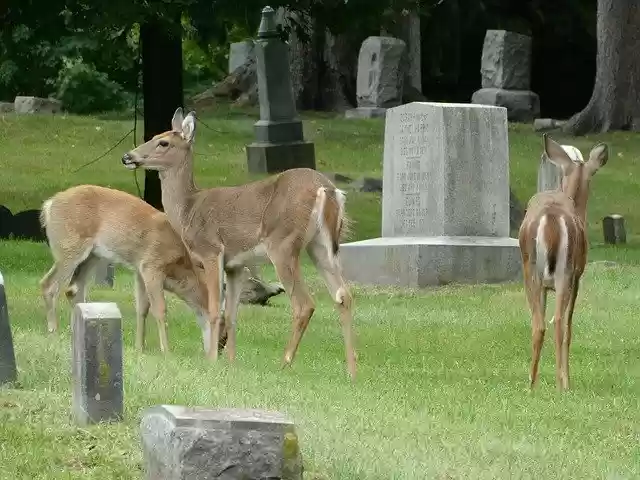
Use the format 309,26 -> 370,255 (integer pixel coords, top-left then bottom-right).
94,259 -> 115,288
72,302 -> 123,426
537,144 -> 584,193
345,36 -> 407,119
603,215 -> 626,245
471,30 -> 540,122
340,102 -> 522,287
14,96 -> 62,114
0,271 -> 18,385
229,40 -> 256,74
245,6 -> 316,174
140,405 -> 303,480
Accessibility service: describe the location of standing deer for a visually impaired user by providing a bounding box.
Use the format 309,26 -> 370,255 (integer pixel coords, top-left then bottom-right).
121,107 -> 357,380
39,184 -> 218,354
518,134 -> 608,391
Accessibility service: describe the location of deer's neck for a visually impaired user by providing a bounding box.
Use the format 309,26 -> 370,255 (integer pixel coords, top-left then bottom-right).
159,155 -> 198,231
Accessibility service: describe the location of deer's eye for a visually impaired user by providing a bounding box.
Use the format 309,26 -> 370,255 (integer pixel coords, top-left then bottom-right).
158,140 -> 169,148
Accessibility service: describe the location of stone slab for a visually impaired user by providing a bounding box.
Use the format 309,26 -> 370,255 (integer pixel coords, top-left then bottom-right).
140,405 -> 303,480
340,236 -> 522,287
71,302 -> 123,426
229,40 -> 255,74
481,30 -> 532,90
0,271 -> 18,385
0,102 -> 13,113
603,214 -> 626,245
471,88 -> 540,122
14,96 -> 62,114
246,141 -> 316,174
356,36 -> 406,108
344,107 -> 387,119
381,102 -> 511,238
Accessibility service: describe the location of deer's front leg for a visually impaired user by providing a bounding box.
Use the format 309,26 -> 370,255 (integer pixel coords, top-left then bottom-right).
203,252 -> 225,362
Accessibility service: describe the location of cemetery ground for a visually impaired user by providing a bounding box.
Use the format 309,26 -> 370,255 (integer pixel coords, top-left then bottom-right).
1,107 -> 640,479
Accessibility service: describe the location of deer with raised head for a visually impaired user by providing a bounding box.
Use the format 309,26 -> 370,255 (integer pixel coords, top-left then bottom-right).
121,107 -> 357,380
39,184 -> 220,354
518,134 -> 608,391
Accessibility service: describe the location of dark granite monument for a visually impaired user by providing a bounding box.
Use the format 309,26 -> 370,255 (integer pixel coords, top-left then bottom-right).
245,6 -> 315,174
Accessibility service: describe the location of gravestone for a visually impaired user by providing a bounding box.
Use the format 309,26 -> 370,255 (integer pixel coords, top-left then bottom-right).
14,96 -> 62,114
537,144 -> 584,193
140,405 -> 303,480
603,215 -> 626,245
340,102 -> 522,287
345,36 -> 406,119
72,302 -> 123,426
471,30 -> 540,122
0,102 -> 13,113
0,271 -> 18,385
94,259 -> 115,288
245,6 -> 316,174
229,40 -> 255,74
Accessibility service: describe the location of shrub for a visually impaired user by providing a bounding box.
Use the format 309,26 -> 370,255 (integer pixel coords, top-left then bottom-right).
54,57 -> 129,114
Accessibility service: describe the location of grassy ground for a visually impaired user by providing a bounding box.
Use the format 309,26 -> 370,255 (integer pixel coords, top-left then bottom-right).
1,106 -> 639,479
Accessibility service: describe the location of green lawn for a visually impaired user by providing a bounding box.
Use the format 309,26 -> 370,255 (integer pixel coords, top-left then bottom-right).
0,107 -> 639,479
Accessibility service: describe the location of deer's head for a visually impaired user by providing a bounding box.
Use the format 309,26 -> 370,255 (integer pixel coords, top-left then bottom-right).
122,107 -> 196,171
542,133 -> 609,200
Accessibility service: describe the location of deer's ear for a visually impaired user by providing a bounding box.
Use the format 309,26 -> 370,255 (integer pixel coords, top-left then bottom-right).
543,133 -> 575,174
171,107 -> 184,131
585,142 -> 608,176
181,111 -> 196,143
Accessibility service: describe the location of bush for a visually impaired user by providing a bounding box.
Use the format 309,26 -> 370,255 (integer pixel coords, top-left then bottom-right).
55,57 -> 129,114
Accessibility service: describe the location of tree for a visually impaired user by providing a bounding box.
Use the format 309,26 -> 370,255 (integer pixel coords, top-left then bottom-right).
562,0 -> 640,135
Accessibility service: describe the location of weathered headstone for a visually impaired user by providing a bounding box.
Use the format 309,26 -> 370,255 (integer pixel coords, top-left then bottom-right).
345,36 -> 407,119
72,302 -> 123,426
471,30 -> 540,122
94,259 -> 115,288
245,6 -> 316,174
14,96 -> 62,114
0,271 -> 18,386
534,118 -> 565,132
229,40 -> 256,74
537,144 -> 584,193
140,405 -> 303,480
603,215 -> 626,245
340,102 -> 521,287
0,102 -> 14,113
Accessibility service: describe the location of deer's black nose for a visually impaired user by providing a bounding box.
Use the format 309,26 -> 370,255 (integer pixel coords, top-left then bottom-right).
121,153 -> 132,164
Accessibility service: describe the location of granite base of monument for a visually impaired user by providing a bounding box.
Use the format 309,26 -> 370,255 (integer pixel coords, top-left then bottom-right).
246,141 -> 316,174
340,236 -> 522,288
344,107 -> 388,119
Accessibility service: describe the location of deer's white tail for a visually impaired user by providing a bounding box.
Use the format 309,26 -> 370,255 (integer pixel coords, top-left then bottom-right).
535,214 -> 568,285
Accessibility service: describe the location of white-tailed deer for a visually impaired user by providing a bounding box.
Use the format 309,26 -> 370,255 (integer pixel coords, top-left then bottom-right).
39,184 -> 217,354
518,134 -> 608,391
121,107 -> 357,380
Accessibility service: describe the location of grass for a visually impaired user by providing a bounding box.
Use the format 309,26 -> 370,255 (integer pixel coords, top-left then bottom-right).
1,105 -> 640,479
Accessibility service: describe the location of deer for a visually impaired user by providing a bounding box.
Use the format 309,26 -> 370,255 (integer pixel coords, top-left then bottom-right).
120,107 -> 357,380
39,184 -> 224,355
518,133 -> 608,391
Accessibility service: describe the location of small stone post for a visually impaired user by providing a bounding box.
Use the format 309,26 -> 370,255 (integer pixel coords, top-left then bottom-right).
72,302 -> 123,426
537,155 -> 563,192
0,271 -> 18,386
245,6 -> 316,174
94,259 -> 115,288
603,215 -> 626,245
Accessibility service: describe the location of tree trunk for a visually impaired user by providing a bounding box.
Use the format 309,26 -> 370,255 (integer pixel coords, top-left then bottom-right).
562,0 -> 640,135
141,15 -> 184,210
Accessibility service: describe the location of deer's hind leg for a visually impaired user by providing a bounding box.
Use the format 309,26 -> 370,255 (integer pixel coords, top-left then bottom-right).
268,241 -> 316,370
306,237 -> 357,380
40,241 -> 94,333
